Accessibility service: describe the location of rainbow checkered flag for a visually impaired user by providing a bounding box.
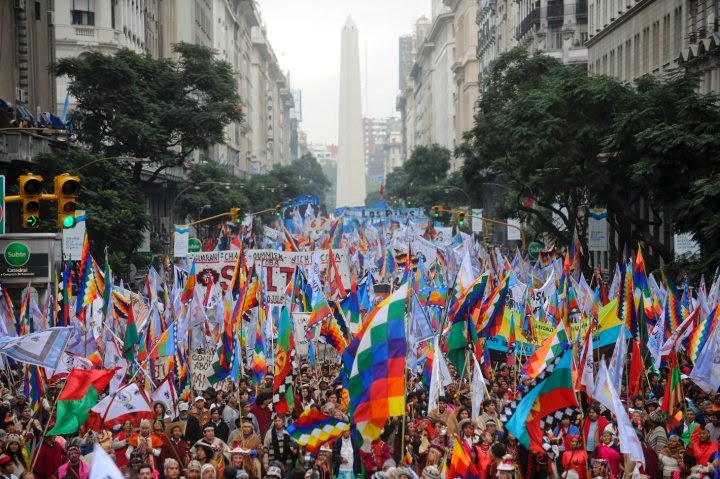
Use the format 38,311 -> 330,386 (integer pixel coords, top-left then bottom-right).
287,409 -> 349,453
345,283 -> 408,440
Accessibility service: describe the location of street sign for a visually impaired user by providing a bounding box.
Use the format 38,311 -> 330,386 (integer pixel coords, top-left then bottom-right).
528,241 -> 544,260
188,238 -> 202,252
0,175 -> 4,235
0,234 -> 58,284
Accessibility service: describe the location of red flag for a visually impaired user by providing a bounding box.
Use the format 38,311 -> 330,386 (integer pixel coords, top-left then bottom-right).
628,339 -> 644,397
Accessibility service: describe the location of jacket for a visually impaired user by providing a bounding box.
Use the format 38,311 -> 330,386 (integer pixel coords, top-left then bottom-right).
332,435 -> 362,476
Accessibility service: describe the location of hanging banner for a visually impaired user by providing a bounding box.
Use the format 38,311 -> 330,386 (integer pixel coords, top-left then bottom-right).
588,208 -> 609,252
173,225 -> 189,258
471,209 -> 484,234
674,233 -> 700,259
245,249 -> 351,304
507,218 -> 522,241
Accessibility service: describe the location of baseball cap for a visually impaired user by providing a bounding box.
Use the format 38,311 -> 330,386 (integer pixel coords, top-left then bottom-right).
179,402 -> 189,412
266,466 -> 283,478
195,396 -> 205,403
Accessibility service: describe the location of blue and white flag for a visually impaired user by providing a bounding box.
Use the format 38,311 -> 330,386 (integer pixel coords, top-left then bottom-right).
0,327 -> 72,369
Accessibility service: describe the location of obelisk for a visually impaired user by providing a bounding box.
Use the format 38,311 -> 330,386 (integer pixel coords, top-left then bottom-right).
336,16 -> 366,207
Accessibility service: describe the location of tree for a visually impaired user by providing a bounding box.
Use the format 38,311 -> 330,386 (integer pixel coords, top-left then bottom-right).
383,144 -> 463,210
460,47 -> 720,271
54,43 -> 243,185
293,154 -> 332,202
34,149 -> 151,276
176,162 -> 249,222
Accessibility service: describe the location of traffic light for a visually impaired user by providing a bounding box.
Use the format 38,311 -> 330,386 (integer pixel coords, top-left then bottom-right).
457,212 -> 466,227
54,173 -> 80,229
19,173 -> 43,229
406,196 -> 412,206
230,207 -> 242,224
274,204 -> 282,217
431,206 -> 441,218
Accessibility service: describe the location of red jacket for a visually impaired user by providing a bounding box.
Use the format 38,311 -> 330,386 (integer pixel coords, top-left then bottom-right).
687,428 -> 719,466
582,416 -> 610,451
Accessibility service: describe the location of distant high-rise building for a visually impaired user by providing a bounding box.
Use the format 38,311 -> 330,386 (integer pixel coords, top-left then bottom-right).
336,16 -> 366,207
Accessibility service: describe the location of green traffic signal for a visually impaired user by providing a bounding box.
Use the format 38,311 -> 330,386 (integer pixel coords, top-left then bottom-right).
25,215 -> 39,228
62,215 -> 76,228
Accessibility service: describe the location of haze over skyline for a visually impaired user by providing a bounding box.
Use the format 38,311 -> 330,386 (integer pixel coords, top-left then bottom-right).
255,0 -> 429,145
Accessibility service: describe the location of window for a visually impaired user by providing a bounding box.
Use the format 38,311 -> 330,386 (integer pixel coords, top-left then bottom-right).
71,0 -> 95,26
35,1 -> 40,21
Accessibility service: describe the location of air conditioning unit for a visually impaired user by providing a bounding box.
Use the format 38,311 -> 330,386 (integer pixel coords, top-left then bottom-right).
15,88 -> 28,103
47,10 -> 55,26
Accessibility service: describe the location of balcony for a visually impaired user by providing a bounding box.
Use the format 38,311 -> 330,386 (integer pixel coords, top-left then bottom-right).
516,8 -> 540,40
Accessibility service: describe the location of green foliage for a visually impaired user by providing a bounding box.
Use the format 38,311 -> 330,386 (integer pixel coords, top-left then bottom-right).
460,47 -> 720,270
34,149 -> 151,274
53,43 -> 242,184
176,162 -> 249,221
383,144 -> 465,210
245,156 -> 331,220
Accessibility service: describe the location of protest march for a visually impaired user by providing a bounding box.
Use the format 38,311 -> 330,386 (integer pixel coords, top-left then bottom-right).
0,205 -> 719,479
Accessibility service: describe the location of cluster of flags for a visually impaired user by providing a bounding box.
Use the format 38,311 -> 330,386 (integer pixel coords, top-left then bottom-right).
1,201 -> 719,469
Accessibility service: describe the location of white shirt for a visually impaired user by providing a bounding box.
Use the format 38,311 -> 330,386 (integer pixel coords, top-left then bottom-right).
339,436 -> 354,472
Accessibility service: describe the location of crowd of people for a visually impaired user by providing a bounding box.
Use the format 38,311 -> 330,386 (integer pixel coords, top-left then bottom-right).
0,354 -> 718,479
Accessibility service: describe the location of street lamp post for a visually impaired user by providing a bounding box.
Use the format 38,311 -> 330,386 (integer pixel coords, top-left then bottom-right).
171,181 -> 232,224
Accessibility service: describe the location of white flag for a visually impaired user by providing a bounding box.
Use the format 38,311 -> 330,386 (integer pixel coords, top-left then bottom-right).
594,360 -> 645,465
471,354 -> 485,420
151,376 -> 178,418
44,351 -> 93,382
647,316 -> 665,369
579,332 -> 595,397
88,383 -> 153,428
427,336 -> 452,413
607,332 -> 626,395
89,443 -> 124,479
109,358 -> 128,395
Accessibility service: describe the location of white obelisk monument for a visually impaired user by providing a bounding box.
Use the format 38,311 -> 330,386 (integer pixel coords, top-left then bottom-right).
336,16 -> 366,207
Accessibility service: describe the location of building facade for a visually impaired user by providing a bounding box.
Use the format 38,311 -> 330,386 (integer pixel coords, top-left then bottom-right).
446,0 -> 481,170
587,0 -> 720,94
0,0 -> 56,117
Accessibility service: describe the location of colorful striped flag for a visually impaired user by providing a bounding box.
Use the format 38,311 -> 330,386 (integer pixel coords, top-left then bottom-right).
252,313 -> 267,383
320,315 -> 347,354
287,409 -> 349,454
521,319 -> 569,379
447,438 -> 480,479
344,283 -> 408,439
687,302 -> 720,363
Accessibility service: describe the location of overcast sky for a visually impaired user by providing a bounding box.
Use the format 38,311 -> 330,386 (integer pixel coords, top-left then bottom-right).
255,0 -> 430,145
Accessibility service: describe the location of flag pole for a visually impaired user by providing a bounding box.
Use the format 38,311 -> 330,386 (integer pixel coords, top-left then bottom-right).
399,273 -> 414,464
29,376 -> 70,471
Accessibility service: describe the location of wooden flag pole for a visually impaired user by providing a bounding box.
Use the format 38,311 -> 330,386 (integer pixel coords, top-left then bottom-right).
29,376 -> 69,471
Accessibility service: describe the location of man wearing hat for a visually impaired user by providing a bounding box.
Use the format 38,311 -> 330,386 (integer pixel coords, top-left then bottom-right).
160,422 -> 190,474
174,402 -> 202,445
186,460 -> 202,479
192,423 -> 230,462
190,396 -> 211,426
228,417 -> 263,479
59,439 -> 90,479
